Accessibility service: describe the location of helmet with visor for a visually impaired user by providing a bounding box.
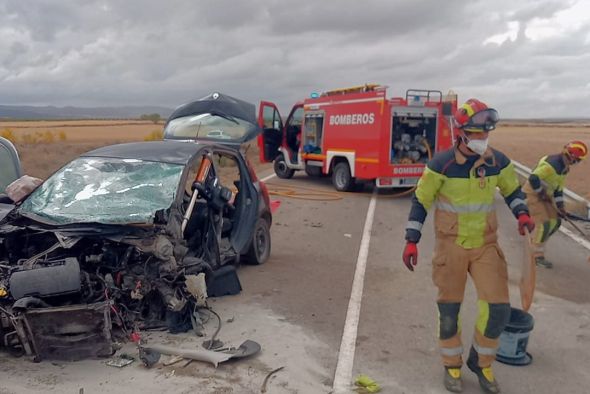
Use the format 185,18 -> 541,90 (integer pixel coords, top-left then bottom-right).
454,98 -> 499,133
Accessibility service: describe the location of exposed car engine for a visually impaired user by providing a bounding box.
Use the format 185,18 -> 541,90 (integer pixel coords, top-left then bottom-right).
0,196 -> 237,361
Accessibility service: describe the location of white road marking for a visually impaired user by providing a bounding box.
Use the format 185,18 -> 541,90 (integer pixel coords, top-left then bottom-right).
333,190 -> 378,393
261,173 -> 276,182
559,227 -> 590,250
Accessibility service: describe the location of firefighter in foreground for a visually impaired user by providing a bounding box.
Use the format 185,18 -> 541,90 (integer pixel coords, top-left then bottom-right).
523,141 -> 588,268
401,99 -> 534,393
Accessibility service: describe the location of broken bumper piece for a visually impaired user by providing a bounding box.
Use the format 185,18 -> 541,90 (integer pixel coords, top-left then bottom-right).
139,339 -> 261,368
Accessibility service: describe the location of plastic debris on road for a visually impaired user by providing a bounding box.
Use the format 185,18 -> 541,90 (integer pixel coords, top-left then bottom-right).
106,354 -> 135,368
354,374 -> 381,393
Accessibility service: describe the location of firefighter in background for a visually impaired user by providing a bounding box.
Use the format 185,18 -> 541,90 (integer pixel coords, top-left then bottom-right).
401,99 -> 534,394
523,141 -> 588,268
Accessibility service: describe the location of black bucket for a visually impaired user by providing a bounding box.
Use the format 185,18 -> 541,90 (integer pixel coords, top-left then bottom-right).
496,307 -> 534,366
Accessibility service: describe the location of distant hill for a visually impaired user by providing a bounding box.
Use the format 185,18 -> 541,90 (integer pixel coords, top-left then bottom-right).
0,105 -> 174,120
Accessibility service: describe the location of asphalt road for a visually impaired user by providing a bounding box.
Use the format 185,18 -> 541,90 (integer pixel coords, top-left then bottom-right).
1,170 -> 589,394
246,171 -> 590,394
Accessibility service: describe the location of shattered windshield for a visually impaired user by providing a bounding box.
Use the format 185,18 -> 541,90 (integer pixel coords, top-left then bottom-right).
19,157 -> 184,225
164,113 -> 257,142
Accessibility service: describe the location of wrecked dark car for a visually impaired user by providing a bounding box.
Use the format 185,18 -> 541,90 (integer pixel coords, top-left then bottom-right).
0,95 -> 273,361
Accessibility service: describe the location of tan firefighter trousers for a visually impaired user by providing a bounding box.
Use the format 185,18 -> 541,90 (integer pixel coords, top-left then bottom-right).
525,189 -> 561,257
432,239 -> 510,368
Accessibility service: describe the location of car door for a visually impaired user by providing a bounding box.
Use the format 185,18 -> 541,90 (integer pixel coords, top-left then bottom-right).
0,137 -> 22,192
211,146 -> 259,255
257,101 -> 283,163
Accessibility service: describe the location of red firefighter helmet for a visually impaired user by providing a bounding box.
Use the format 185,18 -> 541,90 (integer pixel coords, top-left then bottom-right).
453,98 -> 499,132
563,140 -> 588,161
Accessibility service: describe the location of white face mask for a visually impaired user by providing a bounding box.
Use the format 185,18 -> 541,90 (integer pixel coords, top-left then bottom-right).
465,137 -> 488,155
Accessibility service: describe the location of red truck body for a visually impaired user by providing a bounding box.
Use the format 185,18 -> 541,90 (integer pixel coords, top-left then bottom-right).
258,85 -> 458,191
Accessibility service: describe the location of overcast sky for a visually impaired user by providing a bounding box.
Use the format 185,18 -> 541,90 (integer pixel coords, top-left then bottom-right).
1,0 -> 589,118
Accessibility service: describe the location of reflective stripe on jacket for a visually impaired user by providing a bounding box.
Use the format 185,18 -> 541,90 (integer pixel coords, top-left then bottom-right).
405,146 -> 528,249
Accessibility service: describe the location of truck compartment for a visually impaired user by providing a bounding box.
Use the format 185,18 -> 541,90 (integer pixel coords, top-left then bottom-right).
390,107 -> 437,164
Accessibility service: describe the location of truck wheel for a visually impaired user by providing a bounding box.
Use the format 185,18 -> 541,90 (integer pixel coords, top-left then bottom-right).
274,154 -> 295,179
243,218 -> 271,265
332,162 -> 355,192
305,165 -> 323,177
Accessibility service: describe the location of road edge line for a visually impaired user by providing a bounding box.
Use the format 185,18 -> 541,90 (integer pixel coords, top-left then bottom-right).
332,190 -> 378,393
261,173 -> 276,182
558,226 -> 590,250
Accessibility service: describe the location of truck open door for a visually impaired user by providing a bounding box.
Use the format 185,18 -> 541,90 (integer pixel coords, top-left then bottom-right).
257,101 -> 283,163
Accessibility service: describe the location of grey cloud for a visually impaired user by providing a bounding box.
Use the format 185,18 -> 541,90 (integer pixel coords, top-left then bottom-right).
0,0 -> 588,118
10,42 -> 27,56
2,1 -> 81,42
509,0 -> 570,23
266,0 -> 464,38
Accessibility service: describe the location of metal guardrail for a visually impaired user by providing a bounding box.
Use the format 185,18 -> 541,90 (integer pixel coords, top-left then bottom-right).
512,160 -> 590,219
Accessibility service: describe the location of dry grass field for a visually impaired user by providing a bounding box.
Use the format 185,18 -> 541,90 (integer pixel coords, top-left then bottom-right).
1,120 -> 270,179
2,120 -> 164,178
492,124 -> 590,199
1,120 -> 589,198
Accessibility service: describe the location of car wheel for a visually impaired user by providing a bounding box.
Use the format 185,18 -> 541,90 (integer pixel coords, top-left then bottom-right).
274,154 -> 295,179
332,162 -> 355,191
305,165 -> 323,177
243,218 -> 271,265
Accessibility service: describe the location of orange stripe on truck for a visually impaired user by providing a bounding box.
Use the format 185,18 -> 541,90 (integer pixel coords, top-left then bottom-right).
356,158 -> 379,164
302,153 -> 326,160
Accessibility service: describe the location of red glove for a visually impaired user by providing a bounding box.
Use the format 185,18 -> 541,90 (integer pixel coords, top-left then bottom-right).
518,213 -> 535,236
402,242 -> 418,271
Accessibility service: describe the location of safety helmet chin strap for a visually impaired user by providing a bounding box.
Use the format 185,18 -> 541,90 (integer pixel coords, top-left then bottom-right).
458,129 -> 488,156
564,152 -> 579,165
459,129 -> 470,145
456,130 -> 474,154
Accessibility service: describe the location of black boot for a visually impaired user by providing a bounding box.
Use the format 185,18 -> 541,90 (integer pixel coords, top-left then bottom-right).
466,347 -> 501,394
535,255 -> 553,269
443,366 -> 463,393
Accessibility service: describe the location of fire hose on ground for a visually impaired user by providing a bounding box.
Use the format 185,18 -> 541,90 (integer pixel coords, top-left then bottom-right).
264,139 -> 433,201
265,183 -> 343,201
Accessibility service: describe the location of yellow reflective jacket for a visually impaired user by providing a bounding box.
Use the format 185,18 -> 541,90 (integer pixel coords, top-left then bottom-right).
405,146 -> 528,249
524,154 -> 568,208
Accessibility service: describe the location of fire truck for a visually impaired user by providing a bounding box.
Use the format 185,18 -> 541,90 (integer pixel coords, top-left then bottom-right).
257,84 -> 458,191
